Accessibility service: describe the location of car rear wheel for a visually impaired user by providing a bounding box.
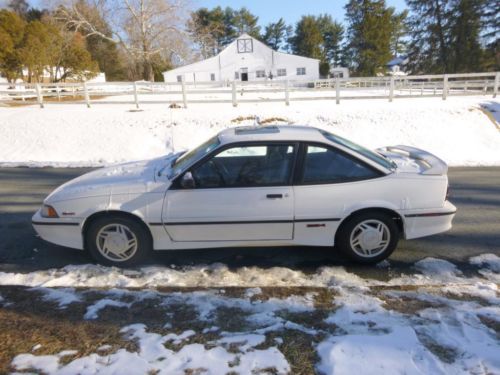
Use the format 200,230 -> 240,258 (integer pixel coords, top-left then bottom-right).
336,212 -> 399,264
86,216 -> 151,266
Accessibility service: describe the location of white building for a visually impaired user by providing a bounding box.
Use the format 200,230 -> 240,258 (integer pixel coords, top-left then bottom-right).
387,56 -> 409,76
329,66 -> 350,79
163,33 -> 320,83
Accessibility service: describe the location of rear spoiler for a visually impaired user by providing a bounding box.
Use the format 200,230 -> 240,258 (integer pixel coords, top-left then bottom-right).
376,145 -> 448,175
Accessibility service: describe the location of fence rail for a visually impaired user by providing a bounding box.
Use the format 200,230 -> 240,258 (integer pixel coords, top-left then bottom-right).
0,72 -> 498,108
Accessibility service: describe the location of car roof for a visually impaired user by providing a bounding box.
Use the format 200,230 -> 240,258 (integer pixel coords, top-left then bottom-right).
217,125 -> 326,144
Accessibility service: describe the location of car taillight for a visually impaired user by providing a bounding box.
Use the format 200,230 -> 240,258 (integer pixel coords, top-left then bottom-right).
41,204 -> 59,218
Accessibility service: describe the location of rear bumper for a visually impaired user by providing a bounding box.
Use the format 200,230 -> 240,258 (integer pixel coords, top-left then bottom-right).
403,201 -> 457,240
32,210 -> 84,249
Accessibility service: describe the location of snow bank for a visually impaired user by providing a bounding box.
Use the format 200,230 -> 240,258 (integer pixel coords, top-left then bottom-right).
0,96 -> 498,167
1,255 -> 500,290
4,255 -> 500,374
13,323 -> 290,375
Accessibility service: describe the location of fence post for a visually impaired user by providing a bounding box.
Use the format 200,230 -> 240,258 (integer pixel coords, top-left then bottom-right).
232,81 -> 237,107
56,84 -> 61,101
335,77 -> 340,104
181,77 -> 187,108
83,82 -> 91,108
35,83 -> 44,108
389,77 -> 395,102
285,80 -> 290,106
493,72 -> 499,98
133,81 -> 139,109
442,74 -> 448,100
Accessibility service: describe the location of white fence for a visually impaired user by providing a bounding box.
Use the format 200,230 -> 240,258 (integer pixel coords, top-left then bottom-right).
0,72 -> 498,108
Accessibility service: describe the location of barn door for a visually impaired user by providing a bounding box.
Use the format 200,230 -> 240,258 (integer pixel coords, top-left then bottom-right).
240,68 -> 248,81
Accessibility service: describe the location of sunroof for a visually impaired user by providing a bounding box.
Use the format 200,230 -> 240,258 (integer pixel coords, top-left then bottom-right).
234,126 -> 280,135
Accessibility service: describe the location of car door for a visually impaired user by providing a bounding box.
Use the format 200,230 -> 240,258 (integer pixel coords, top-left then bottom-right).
163,142 -> 297,242
293,143 -> 385,245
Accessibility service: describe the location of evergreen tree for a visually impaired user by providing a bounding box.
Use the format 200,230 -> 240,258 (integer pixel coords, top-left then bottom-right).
262,18 -> 288,50
0,9 -> 25,83
317,14 -> 344,67
344,0 -> 394,76
290,16 -> 323,60
390,9 -> 409,56
449,0 -> 483,72
232,7 -> 261,38
406,0 -> 452,73
188,6 -> 260,58
479,0 -> 499,70
188,7 -> 228,57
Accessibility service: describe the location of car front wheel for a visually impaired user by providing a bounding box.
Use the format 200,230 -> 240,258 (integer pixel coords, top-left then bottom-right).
336,212 -> 399,264
85,216 -> 151,266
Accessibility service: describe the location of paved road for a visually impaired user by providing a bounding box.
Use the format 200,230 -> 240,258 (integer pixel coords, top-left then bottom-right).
0,167 -> 499,273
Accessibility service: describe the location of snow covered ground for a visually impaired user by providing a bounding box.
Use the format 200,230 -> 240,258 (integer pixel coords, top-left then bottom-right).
1,254 -> 499,374
0,96 -> 499,167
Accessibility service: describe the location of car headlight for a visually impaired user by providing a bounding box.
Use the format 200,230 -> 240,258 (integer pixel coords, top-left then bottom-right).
41,204 -> 59,218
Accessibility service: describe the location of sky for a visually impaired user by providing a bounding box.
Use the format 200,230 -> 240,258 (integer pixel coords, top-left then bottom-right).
195,0 -> 408,27
3,0 -> 409,28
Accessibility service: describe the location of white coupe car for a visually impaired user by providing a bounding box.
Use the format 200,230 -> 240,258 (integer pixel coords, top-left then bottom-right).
33,126 -> 456,266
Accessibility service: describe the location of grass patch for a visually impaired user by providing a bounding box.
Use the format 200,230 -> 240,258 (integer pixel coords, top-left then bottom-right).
256,330 -> 321,375
416,332 -> 458,364
0,287 -> 136,374
478,315 -> 500,338
276,310 -> 338,334
230,115 -> 290,124
212,306 -> 253,332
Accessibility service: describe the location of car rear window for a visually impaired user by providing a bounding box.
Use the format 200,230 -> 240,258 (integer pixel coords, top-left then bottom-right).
319,129 -> 395,170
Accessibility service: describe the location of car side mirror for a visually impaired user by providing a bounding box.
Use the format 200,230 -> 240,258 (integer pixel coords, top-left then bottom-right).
180,171 -> 196,189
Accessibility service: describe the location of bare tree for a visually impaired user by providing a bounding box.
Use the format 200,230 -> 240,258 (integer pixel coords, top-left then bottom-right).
56,0 -> 188,81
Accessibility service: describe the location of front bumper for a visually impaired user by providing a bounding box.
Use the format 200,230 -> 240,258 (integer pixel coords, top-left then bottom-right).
403,201 -> 457,240
32,209 -> 84,250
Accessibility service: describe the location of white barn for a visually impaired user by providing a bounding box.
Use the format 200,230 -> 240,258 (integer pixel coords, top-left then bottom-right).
163,33 -> 320,83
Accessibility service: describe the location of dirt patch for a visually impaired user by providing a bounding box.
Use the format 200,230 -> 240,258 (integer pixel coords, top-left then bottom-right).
230,115 -> 290,124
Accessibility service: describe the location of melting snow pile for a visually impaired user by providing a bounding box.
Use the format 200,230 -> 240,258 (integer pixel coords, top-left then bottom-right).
0,96 -> 499,167
0,254 -> 499,374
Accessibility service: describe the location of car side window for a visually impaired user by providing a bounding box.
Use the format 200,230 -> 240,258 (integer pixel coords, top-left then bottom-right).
190,144 -> 295,188
301,144 -> 380,184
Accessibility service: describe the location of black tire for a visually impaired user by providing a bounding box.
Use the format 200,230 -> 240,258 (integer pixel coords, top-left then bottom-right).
85,215 -> 152,267
336,212 -> 399,264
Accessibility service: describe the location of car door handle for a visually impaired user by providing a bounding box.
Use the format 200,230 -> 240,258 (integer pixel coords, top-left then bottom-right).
266,194 -> 283,199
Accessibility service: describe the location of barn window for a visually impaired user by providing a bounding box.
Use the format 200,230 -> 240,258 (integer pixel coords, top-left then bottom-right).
210,73 -> 216,81
237,38 -> 253,53
234,72 -> 239,79
277,69 -> 287,77
297,67 -> 306,76
256,70 -> 266,78
176,75 -> 182,82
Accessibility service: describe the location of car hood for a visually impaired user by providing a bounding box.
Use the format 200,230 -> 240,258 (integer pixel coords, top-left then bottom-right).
45,155 -> 176,203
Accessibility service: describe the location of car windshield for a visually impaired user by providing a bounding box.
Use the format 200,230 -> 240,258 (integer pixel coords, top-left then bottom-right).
319,129 -> 396,170
169,136 -> 221,178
